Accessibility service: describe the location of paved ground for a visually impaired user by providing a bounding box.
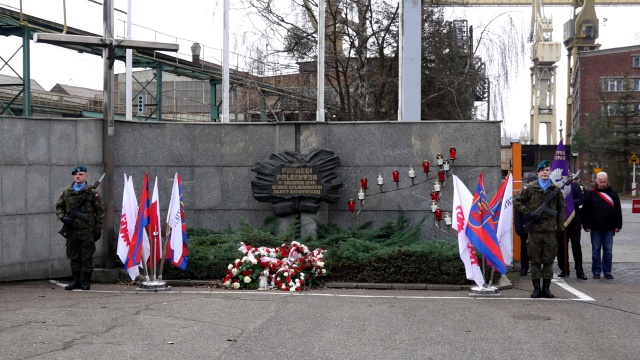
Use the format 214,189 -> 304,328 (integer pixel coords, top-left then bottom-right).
0,201 -> 638,359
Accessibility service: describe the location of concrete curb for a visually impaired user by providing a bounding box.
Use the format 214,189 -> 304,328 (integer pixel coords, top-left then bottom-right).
92,269 -> 516,291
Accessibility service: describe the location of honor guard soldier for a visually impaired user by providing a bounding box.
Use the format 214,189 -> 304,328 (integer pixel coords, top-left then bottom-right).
55,166 -> 105,290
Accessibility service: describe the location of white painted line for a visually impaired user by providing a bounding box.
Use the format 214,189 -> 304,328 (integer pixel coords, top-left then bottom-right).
552,278 -> 596,301
49,279 -> 572,300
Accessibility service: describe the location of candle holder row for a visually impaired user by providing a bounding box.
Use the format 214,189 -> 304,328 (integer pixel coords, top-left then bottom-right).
348,147 -> 458,232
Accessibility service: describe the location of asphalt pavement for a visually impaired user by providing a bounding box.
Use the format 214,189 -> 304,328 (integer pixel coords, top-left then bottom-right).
0,201 -> 638,359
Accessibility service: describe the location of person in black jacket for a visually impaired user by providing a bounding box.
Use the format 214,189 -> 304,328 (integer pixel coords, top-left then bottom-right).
582,172 -> 623,279
557,181 -> 587,280
514,173 -> 537,276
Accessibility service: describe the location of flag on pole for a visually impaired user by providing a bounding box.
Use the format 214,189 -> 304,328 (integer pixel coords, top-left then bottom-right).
128,173 -> 150,276
488,174 -> 514,266
166,173 -> 188,270
117,174 -> 140,280
465,174 -> 507,274
453,175 -> 485,287
551,139 -> 575,226
147,176 -> 162,268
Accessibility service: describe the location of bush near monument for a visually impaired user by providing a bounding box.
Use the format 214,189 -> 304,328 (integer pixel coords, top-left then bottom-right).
162,213 -> 480,286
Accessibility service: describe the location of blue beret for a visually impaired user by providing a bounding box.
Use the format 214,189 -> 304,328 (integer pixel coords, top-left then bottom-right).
536,160 -> 550,172
71,166 -> 88,175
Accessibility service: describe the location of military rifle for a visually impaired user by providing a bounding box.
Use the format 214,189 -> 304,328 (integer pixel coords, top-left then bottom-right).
59,173 -> 105,238
524,170 -> 581,230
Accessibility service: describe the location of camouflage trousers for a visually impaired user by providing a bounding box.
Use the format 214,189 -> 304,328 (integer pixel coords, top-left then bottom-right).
527,231 -> 557,280
66,230 -> 95,273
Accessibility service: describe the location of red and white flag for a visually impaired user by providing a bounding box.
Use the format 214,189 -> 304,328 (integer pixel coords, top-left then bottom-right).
165,173 -> 188,270
146,176 -> 163,268
117,175 -> 140,280
452,175 -> 485,287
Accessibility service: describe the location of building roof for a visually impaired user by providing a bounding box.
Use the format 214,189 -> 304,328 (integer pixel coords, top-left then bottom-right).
0,74 -> 46,91
50,83 -> 102,99
578,45 -> 640,58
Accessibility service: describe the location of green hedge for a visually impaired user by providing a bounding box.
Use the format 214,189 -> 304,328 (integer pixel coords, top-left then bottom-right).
160,212 -> 484,285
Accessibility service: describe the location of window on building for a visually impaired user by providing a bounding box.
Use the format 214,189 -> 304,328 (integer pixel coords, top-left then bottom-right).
633,56 -> 640,68
633,78 -> 640,91
603,79 -> 624,92
604,103 -> 626,116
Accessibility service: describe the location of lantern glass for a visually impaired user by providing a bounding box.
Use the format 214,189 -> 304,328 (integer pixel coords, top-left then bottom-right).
444,211 -> 452,226
443,160 -> 450,171
431,200 -> 438,212
358,189 -> 365,200
434,180 -> 441,192
438,170 -> 446,182
408,167 -> 415,178
361,177 -> 368,190
392,170 -> 400,183
436,153 -> 444,166
348,199 -> 356,212
435,208 -> 443,221
377,173 -> 384,185
449,147 -> 457,160
431,191 -> 438,201
422,161 -> 430,173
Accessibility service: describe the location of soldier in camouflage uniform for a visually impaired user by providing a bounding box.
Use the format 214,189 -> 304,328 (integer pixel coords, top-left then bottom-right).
55,166 -> 105,290
514,160 -> 565,298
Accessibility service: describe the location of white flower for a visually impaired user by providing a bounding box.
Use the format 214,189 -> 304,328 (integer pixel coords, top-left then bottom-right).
321,269 -> 327,275
317,261 -> 325,267
231,269 -> 238,276
251,258 -> 258,265
300,273 -> 305,279
232,282 -> 240,289
244,276 -> 252,284
235,259 -> 241,264
283,272 -> 289,277
289,287 -> 297,292
227,264 -> 233,270
241,256 -> 248,262
289,281 -> 295,287
263,269 -> 270,276
223,280 -> 231,287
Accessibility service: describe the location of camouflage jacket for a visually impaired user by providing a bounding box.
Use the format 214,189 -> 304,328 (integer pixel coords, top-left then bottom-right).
513,180 -> 565,232
55,183 -> 105,230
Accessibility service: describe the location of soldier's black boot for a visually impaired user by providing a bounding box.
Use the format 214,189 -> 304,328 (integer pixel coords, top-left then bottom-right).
65,272 -> 82,290
531,279 -> 541,298
542,278 -> 555,298
82,272 -> 92,290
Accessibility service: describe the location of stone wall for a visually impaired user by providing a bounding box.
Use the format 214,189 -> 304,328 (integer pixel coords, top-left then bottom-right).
0,116 -> 501,281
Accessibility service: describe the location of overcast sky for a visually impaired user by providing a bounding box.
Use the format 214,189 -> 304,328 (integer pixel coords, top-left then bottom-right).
0,0 -> 638,140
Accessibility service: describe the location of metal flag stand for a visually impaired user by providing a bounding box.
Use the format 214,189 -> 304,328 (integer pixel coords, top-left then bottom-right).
469,255 -> 500,298
137,224 -> 171,292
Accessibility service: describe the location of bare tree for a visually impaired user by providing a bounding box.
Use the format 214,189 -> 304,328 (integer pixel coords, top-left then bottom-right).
234,0 -> 525,121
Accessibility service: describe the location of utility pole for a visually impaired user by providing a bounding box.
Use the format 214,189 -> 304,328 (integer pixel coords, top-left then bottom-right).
33,0 -> 178,267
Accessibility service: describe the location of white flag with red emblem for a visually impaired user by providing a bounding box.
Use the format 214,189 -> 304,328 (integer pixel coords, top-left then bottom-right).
117,175 -> 140,280
452,175 -> 485,287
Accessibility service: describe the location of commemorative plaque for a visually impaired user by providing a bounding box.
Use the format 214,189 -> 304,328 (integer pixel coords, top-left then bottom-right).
251,149 -> 343,216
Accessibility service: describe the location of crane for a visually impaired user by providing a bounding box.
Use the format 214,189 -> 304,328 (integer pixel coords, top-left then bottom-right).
563,0 -> 600,145
529,0 -> 561,145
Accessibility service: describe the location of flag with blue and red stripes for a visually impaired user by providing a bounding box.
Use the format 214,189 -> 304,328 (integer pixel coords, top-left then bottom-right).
464,174 -> 507,274
126,173 -> 150,274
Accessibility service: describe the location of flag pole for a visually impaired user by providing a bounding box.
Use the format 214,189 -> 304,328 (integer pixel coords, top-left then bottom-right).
157,223 -> 171,280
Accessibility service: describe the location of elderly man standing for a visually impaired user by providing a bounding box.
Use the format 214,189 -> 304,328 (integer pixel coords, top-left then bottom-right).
514,160 -> 565,298
582,172 -> 622,279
